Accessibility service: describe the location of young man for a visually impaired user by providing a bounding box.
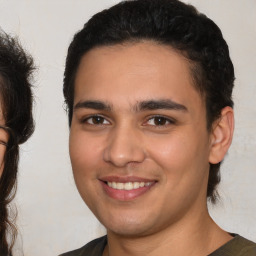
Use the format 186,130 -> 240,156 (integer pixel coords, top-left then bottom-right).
61,0 -> 256,255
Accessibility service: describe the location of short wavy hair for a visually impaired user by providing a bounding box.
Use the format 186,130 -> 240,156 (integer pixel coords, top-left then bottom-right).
63,0 -> 234,203
0,30 -> 35,255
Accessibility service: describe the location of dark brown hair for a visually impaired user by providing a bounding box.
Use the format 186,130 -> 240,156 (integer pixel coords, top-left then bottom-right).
0,30 -> 34,255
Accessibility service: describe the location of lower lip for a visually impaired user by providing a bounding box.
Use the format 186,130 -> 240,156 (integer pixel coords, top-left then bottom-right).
101,181 -> 155,201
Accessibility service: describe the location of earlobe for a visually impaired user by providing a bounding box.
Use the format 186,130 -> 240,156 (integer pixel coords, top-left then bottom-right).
209,106 -> 234,164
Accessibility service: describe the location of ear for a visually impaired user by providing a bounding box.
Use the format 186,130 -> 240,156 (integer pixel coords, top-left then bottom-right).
208,106 -> 234,164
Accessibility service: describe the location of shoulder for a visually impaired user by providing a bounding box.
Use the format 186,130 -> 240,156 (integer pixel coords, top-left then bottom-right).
209,235 -> 256,256
236,236 -> 256,256
59,236 -> 107,256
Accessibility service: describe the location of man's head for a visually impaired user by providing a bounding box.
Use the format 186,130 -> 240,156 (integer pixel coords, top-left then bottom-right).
64,0 -> 234,205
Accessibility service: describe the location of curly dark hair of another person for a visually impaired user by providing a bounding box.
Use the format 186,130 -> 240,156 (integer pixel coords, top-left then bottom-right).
0,30 -> 35,255
63,0 -> 235,203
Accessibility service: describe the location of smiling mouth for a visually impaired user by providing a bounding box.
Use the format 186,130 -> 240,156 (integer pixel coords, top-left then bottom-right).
107,181 -> 153,191
100,176 -> 156,200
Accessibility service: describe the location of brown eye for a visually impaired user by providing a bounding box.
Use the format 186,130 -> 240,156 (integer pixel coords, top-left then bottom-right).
146,116 -> 174,126
85,115 -> 110,125
153,117 -> 168,125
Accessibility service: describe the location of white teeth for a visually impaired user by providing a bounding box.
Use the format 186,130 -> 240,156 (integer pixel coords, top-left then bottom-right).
124,182 -> 133,190
133,182 -> 140,189
112,182 -> 117,189
107,181 -> 153,190
116,183 -> 124,189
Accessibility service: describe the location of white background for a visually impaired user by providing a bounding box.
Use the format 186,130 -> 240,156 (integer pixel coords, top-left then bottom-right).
0,0 -> 255,255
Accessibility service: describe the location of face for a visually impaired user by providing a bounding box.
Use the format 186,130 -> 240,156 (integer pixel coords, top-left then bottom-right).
70,42 -> 214,237
0,107 -> 7,177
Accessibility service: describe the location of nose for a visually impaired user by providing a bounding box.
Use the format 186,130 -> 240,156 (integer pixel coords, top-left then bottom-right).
103,125 -> 146,167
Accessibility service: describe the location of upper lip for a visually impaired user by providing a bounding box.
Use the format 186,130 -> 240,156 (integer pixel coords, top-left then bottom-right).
99,176 -> 156,183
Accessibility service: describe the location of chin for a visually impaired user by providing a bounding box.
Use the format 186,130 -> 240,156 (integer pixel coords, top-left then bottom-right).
102,215 -> 156,237
107,225 -> 149,237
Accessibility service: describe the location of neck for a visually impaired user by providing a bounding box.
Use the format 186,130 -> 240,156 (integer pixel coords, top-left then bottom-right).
104,207 -> 232,256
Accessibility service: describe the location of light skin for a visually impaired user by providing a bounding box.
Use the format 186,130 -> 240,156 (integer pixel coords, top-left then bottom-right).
69,41 -> 234,256
0,109 -> 7,177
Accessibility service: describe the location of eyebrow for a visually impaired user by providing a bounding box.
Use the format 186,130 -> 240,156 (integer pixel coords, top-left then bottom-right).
74,100 -> 112,111
74,99 -> 187,112
136,99 -> 187,112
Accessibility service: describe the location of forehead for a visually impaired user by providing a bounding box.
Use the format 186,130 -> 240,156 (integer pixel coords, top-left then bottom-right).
74,41 -> 204,111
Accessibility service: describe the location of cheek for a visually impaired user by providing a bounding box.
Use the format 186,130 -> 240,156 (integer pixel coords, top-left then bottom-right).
146,129 -> 210,181
69,131 -> 103,207
146,132 -> 195,167
69,129 -> 106,188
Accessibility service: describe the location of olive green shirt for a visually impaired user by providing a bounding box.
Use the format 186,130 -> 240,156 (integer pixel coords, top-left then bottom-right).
60,235 -> 256,256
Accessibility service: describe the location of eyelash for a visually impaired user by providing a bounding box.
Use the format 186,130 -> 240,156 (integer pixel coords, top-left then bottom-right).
81,115 -> 110,125
144,115 -> 175,127
80,114 -> 175,127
